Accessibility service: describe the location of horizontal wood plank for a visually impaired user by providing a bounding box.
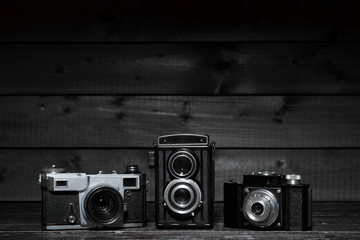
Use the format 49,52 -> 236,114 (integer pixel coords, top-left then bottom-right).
0,202 -> 360,239
1,43 -> 360,94
0,96 -> 360,147
1,149 -> 359,201
1,0 -> 360,41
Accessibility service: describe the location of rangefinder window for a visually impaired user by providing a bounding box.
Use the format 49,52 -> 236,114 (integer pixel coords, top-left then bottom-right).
56,180 -> 67,187
123,178 -> 137,187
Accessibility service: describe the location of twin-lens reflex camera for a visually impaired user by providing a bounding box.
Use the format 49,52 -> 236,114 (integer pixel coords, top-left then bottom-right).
150,134 -> 215,228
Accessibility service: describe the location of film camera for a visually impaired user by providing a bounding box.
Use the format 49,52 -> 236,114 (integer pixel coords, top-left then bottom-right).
224,171 -> 312,231
39,165 -> 146,230
149,134 -> 215,228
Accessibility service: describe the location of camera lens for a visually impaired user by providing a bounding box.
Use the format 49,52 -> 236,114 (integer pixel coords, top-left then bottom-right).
164,179 -> 202,215
251,202 -> 264,216
96,197 -> 110,212
173,156 -> 192,176
84,186 -> 123,225
168,150 -> 197,178
174,188 -> 191,206
243,189 -> 279,228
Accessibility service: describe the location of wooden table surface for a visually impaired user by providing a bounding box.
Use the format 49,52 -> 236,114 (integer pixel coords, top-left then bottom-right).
0,202 -> 359,239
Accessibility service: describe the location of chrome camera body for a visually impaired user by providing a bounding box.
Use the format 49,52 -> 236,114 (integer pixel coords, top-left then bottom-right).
224,171 -> 312,231
39,165 -> 146,230
151,134 -> 215,229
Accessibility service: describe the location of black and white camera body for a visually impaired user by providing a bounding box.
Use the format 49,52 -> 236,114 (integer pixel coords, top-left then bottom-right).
224,171 -> 312,231
39,165 -> 146,230
151,134 -> 215,229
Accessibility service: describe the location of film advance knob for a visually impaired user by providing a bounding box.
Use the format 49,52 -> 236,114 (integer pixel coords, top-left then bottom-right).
257,171 -> 276,176
285,174 -> 301,185
42,165 -> 66,173
126,165 -> 139,173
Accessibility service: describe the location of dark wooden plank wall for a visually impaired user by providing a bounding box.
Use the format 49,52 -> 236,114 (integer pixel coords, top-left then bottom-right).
1,96 -> 360,147
1,0 -> 360,202
1,43 -> 360,94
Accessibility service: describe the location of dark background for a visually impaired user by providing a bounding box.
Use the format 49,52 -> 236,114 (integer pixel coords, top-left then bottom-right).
1,0 -> 360,203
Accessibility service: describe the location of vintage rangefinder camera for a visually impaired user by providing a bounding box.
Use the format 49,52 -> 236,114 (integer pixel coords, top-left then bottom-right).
150,134 -> 215,228
224,171 -> 312,231
39,165 -> 146,230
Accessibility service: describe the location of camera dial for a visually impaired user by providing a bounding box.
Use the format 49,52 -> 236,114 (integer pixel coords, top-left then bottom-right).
243,189 -> 279,228
285,174 -> 301,185
42,165 -> 66,173
255,171 -> 276,176
125,165 -> 140,174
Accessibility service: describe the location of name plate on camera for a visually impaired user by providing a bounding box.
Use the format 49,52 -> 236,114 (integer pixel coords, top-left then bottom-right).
158,134 -> 208,146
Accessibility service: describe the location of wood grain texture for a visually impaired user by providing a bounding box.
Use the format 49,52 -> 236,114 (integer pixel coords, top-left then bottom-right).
0,0 -> 360,41
0,202 -> 360,239
0,96 -> 360,147
1,149 -> 359,201
1,43 -> 360,94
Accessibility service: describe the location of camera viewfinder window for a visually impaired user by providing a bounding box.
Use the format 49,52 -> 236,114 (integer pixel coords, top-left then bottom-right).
123,178 -> 137,187
56,180 -> 67,187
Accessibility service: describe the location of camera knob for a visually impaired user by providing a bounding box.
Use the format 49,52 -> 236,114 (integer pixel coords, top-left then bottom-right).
148,151 -> 155,168
256,171 -> 276,176
98,171 -> 103,174
285,174 -> 301,185
42,165 -> 66,173
126,165 -> 140,174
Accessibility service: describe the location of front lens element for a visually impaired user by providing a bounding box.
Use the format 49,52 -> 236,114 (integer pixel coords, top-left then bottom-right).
96,197 -> 110,212
174,188 -> 191,206
173,156 -> 193,176
251,202 -> 264,216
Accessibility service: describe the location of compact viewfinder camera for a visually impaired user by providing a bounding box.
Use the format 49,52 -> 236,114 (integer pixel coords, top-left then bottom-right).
39,165 -> 146,230
224,171 -> 312,231
150,134 -> 215,228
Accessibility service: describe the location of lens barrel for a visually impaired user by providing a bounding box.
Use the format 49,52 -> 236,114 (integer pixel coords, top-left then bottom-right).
164,179 -> 201,215
84,186 -> 123,225
243,189 -> 279,228
168,151 -> 197,178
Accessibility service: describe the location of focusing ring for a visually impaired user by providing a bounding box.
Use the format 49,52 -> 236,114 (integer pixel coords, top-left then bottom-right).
84,186 -> 123,225
164,178 -> 202,215
243,189 -> 279,228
